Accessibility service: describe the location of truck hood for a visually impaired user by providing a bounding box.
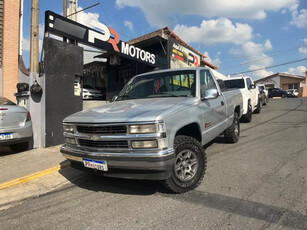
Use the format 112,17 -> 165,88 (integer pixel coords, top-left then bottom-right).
64,97 -> 197,123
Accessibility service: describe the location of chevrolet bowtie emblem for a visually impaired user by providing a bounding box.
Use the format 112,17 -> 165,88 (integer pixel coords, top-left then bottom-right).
0,113 -> 5,116
90,135 -> 100,141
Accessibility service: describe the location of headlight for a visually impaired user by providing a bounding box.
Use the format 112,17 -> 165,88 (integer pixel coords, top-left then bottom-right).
63,124 -> 74,133
129,123 -> 165,134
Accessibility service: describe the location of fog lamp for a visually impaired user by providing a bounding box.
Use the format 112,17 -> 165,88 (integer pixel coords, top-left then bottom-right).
131,140 -> 158,149
65,138 -> 76,145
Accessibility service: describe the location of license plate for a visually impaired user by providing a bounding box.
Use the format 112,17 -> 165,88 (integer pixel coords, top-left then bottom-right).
83,159 -> 108,171
0,133 -> 13,140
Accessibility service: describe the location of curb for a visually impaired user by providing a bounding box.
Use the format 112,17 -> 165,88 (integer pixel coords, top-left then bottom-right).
0,161 -> 71,190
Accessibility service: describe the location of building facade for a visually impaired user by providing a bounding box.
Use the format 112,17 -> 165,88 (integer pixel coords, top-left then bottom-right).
254,72 -> 307,97
0,0 -> 20,101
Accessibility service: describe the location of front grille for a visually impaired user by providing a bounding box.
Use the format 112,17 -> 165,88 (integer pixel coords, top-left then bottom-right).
79,139 -> 129,149
76,125 -> 127,135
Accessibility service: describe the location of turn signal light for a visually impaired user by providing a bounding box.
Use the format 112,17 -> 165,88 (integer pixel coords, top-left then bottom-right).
26,111 -> 31,122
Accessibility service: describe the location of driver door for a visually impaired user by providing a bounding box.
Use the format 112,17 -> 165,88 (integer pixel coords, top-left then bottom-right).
198,70 -> 227,144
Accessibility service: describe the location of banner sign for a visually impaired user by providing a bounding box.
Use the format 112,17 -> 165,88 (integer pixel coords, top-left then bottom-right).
45,11 -> 156,65
168,37 -> 200,69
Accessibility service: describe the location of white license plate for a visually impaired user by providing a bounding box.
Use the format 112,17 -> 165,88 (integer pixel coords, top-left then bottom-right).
83,159 -> 108,171
0,133 -> 13,140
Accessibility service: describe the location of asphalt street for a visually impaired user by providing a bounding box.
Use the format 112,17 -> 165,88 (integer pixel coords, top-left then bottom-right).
0,98 -> 307,230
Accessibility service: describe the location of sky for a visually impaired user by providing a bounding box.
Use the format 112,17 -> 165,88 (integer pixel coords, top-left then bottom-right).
22,0 -> 307,80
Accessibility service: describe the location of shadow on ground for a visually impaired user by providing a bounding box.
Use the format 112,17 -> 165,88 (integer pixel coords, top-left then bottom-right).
59,165 -> 169,196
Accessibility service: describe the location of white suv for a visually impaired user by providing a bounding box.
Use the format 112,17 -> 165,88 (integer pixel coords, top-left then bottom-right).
224,76 -> 260,122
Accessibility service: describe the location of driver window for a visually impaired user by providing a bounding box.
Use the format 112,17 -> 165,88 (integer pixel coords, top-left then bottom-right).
200,70 -> 217,97
246,78 -> 252,88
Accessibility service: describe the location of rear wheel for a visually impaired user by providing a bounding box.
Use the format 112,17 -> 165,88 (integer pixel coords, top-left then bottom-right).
264,97 -> 268,105
224,112 -> 240,143
162,135 -> 206,193
10,142 -> 29,153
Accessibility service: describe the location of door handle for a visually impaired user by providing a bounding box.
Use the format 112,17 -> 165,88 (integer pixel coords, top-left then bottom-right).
221,101 -> 225,106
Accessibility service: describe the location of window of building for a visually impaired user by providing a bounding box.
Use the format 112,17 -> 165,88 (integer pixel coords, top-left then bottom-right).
288,84 -> 299,90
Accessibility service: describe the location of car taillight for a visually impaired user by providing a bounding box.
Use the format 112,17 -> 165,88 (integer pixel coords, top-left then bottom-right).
26,111 -> 31,121
0,108 -> 8,110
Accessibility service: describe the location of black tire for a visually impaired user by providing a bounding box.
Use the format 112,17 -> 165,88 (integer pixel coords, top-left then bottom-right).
281,94 -> 286,98
224,112 -> 240,143
240,102 -> 252,123
263,97 -> 268,106
162,135 -> 206,193
10,142 -> 29,153
254,98 -> 262,114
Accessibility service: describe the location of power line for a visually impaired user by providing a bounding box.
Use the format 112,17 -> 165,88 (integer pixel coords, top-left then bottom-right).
239,44 -> 307,67
222,44 -> 307,70
67,3 -> 100,17
78,0 -> 133,41
229,58 -> 307,76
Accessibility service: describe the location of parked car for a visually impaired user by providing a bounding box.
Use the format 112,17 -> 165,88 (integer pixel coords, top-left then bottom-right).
258,87 -> 266,108
286,89 -> 299,98
268,88 -> 287,98
224,76 -> 260,122
257,84 -> 268,105
0,97 -> 33,152
82,85 -> 104,99
61,67 -> 243,193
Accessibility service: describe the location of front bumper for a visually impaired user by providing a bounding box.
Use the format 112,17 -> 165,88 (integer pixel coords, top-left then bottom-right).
61,145 -> 175,180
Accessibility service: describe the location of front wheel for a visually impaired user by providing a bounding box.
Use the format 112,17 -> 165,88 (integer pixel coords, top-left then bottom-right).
162,135 -> 206,193
224,112 -> 240,143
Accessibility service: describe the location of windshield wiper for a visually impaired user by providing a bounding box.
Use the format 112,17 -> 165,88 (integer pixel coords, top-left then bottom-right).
117,94 -> 138,100
157,92 -> 180,97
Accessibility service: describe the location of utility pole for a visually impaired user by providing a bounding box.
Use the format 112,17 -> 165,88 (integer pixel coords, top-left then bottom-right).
29,0 -> 43,148
63,0 -> 67,17
30,0 -> 39,74
19,0 -> 24,56
69,0 -> 78,21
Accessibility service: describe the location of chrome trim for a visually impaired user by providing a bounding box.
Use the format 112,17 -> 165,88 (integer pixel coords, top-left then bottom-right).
63,154 -> 82,162
61,145 -> 175,158
64,120 -> 164,127
63,132 -> 165,140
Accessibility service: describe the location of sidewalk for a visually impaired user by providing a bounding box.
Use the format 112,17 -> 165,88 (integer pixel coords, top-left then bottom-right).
0,145 -> 68,185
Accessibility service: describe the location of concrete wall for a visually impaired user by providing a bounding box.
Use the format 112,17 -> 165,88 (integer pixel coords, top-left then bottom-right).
2,0 -> 20,101
0,68 -> 2,96
255,76 -> 280,88
301,77 -> 307,97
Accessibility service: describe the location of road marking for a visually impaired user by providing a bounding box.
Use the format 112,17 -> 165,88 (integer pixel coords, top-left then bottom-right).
0,161 -> 70,190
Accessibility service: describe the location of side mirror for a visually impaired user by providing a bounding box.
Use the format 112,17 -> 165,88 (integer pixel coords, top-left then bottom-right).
249,84 -> 256,90
203,88 -> 219,100
112,95 -> 118,102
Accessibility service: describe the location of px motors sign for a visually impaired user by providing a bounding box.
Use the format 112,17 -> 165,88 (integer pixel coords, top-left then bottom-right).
168,37 -> 200,69
45,11 -> 156,65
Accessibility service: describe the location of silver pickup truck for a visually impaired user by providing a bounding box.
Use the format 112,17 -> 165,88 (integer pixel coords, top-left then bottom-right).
61,67 -> 243,193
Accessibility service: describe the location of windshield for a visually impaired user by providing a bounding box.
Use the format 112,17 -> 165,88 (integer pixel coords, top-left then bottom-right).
224,79 -> 245,89
117,70 -> 196,101
0,97 -> 16,106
